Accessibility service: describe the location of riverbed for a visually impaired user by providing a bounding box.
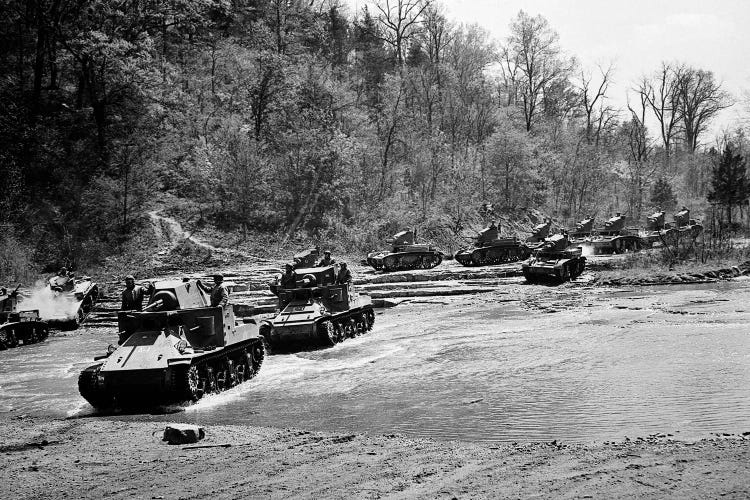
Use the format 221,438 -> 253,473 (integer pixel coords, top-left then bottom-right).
2,279 -> 748,444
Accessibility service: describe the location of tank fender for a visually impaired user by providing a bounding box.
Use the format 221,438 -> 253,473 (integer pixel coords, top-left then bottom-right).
167,358 -> 193,366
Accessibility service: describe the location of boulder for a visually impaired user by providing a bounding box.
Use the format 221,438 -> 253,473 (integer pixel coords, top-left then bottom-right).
163,424 -> 205,445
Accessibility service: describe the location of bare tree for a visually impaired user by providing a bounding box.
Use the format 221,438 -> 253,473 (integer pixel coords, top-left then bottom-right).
623,93 -> 658,217
373,0 -> 432,67
675,66 -> 732,152
577,64 -> 616,145
636,62 -> 682,162
503,10 -> 573,131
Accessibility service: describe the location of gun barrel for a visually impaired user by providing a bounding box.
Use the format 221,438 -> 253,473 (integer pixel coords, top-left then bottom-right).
144,299 -> 163,311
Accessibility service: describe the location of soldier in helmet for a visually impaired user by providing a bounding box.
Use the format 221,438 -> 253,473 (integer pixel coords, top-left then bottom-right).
50,267 -> 74,292
121,275 -> 148,311
279,264 -> 296,288
199,273 -> 229,307
336,262 -> 352,285
317,250 -> 336,267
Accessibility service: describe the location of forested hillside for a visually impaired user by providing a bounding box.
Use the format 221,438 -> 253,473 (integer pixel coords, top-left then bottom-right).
1,0 -> 747,279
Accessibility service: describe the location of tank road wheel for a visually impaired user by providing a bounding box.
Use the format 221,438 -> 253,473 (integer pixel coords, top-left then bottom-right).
180,365 -> 204,402
334,323 -> 345,343
343,318 -> 357,339
234,355 -> 248,385
560,265 -> 570,281
365,309 -> 375,331
355,313 -> 367,335
225,359 -> 236,387
320,321 -> 338,346
205,367 -> 217,394
246,342 -> 265,379
5,330 -> 18,348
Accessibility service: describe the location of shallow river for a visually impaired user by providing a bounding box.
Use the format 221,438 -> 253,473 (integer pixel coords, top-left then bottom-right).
1,280 -> 749,443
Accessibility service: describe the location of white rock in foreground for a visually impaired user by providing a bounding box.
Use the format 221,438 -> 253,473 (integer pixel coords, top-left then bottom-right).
163,424 -> 205,445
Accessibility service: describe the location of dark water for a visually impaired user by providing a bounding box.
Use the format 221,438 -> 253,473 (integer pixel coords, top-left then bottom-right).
1,281 -> 749,443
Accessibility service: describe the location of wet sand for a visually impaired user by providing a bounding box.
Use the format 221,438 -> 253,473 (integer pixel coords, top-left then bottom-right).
1,417 -> 749,499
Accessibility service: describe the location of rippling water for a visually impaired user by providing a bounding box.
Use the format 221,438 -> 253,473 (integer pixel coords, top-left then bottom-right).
1,281 -> 749,443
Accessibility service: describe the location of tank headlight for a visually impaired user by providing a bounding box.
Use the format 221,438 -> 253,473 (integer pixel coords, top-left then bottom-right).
107,344 -> 116,354
175,340 -> 188,354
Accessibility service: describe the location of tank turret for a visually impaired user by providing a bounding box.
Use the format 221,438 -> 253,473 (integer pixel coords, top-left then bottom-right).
78,278 -> 265,410
263,264 -> 375,351
646,211 -> 666,231
526,220 -> 552,243
293,248 -> 319,268
602,213 -> 626,232
367,230 -> 443,272
673,207 -> 691,228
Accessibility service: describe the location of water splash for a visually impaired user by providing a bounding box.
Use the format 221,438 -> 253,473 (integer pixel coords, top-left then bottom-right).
20,281 -> 78,320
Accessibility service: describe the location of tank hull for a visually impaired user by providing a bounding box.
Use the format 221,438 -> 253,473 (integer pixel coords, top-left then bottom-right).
587,234 -> 647,254
522,255 -> 586,283
78,339 -> 264,409
455,242 -> 530,266
0,320 -> 49,349
367,250 -> 442,271
263,305 -> 375,352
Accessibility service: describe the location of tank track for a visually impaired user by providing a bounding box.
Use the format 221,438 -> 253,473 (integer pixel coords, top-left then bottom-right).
77,338 -> 265,410
0,323 -> 49,350
379,252 -> 442,272
455,245 -> 530,266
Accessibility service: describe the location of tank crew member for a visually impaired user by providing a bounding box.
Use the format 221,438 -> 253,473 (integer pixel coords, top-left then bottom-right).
336,262 -> 352,285
280,264 -> 296,288
50,267 -> 74,292
317,250 -> 335,267
199,274 -> 229,307
121,275 -> 147,311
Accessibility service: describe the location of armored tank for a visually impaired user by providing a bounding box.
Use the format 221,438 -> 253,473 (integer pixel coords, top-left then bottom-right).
587,213 -> 646,254
46,275 -> 99,329
527,220 -> 552,243
367,230 -> 443,271
522,234 -> 586,283
0,286 -> 49,349
78,278 -> 265,410
570,217 -> 595,240
455,224 -> 531,266
641,211 -> 678,247
293,248 -> 319,268
262,264 -> 375,351
673,207 -> 703,239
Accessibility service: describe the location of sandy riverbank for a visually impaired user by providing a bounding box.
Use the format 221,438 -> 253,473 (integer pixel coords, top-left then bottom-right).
1,416 -> 749,499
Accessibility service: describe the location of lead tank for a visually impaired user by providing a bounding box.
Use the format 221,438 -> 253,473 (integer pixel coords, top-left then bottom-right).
78,279 -> 265,409
455,224 -> 531,266
367,230 -> 443,271
262,264 -> 375,351
0,286 -> 49,349
522,234 -> 586,283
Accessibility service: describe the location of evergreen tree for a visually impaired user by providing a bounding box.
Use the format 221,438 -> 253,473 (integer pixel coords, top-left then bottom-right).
649,178 -> 677,212
707,145 -> 750,225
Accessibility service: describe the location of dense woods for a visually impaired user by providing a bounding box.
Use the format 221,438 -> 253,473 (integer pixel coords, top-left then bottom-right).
1,0 -> 748,278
